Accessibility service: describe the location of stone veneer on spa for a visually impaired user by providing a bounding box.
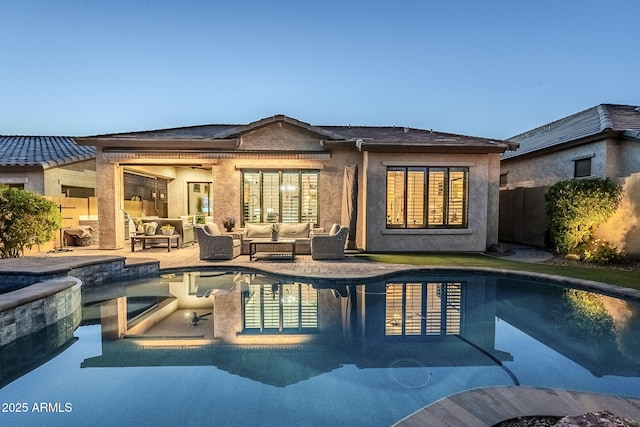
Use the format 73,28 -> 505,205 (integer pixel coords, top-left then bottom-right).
0,278 -> 81,346
0,257 -> 160,347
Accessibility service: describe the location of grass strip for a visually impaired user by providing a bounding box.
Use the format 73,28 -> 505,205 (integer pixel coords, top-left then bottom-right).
355,253 -> 640,290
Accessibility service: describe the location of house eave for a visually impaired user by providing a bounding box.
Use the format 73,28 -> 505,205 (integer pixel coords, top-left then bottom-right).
356,142 -> 510,154
76,137 -> 240,149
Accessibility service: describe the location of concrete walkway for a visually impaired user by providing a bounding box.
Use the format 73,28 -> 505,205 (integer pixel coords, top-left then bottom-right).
6,243 -> 640,426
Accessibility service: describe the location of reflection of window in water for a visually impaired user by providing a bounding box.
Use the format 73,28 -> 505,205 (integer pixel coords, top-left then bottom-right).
385,282 -> 463,336
243,282 -> 318,333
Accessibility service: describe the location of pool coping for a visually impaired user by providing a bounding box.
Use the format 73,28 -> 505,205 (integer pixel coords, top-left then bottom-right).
393,386 -> 640,426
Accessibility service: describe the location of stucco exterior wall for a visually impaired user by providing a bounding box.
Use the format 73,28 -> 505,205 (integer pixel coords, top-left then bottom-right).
363,151 -> 493,252
500,140 -> 608,189
0,167 -> 43,192
44,160 -> 97,196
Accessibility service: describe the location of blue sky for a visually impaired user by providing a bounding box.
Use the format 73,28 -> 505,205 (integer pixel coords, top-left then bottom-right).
1,0 -> 638,139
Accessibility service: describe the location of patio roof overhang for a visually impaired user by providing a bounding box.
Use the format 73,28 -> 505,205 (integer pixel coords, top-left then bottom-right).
100,149 -> 331,164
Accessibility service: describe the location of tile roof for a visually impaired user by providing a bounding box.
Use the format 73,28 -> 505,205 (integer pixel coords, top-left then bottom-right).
84,114 -> 513,153
0,136 -> 95,168
502,104 -> 640,160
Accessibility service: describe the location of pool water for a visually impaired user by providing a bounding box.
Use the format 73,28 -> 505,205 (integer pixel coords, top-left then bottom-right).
1,270 -> 639,426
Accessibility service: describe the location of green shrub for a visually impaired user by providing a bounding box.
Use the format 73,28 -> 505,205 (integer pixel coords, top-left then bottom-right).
580,239 -> 627,266
0,188 -> 61,258
545,178 -> 622,254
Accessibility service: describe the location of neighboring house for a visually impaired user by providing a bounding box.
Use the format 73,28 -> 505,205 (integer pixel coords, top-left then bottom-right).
499,104 -> 640,257
76,115 -> 514,252
0,136 -> 96,197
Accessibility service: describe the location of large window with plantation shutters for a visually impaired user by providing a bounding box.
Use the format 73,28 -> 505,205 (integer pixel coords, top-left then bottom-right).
242,170 -> 319,225
386,167 -> 468,228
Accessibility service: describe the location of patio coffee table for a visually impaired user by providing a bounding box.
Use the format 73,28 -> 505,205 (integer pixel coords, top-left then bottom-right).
131,234 -> 180,252
249,239 -> 296,261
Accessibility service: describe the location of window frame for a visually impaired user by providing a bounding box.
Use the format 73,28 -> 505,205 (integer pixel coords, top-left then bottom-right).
386,166 -> 468,229
573,157 -> 592,178
241,170 -> 320,226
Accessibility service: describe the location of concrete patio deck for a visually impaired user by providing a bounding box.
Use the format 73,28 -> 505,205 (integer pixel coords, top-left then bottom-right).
4,243 -> 640,426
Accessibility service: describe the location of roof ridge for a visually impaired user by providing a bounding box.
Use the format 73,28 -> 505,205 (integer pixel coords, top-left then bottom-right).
597,104 -> 614,131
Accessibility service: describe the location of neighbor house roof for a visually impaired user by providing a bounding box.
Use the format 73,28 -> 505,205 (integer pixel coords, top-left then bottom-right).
0,136 -> 95,168
502,104 -> 640,160
78,114 -> 515,154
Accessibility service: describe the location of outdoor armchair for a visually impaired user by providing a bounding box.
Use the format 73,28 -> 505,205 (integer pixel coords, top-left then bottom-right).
310,226 -> 349,260
196,225 -> 241,260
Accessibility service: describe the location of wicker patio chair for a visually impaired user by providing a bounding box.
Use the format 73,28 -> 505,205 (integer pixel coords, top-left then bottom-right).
310,226 -> 349,260
195,226 -> 241,260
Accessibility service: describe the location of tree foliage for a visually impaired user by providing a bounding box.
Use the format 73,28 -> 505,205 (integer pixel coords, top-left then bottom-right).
0,188 -> 61,258
544,178 -> 622,254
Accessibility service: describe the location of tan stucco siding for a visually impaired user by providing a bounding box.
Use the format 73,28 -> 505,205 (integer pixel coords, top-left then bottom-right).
96,153 -> 125,249
500,140 -> 608,189
44,160 -> 97,196
363,152 -> 492,252
237,123 -> 325,151
0,167 -> 43,192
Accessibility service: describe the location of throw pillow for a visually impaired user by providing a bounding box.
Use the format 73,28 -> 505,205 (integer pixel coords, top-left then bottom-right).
205,222 -> 221,235
279,222 -> 311,238
246,223 -> 272,238
329,223 -> 340,235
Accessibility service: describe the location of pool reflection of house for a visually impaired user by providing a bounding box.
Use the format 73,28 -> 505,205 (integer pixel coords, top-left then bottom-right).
81,272 -> 512,387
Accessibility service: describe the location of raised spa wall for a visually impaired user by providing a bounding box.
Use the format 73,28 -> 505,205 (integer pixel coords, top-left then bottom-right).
0,257 -> 159,347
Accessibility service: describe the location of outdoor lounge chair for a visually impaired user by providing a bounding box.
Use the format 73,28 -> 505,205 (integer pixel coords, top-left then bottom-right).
195,225 -> 241,260
310,225 -> 349,260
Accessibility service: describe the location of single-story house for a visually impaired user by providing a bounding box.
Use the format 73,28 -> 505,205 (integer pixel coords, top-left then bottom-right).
75,114 -> 515,252
0,136 -> 96,196
499,104 -> 640,257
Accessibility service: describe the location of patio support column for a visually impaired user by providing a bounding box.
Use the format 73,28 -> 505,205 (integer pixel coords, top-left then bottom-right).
96,154 -> 124,249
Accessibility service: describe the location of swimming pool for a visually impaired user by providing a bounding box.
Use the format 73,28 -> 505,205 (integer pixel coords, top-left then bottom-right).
1,270 -> 639,426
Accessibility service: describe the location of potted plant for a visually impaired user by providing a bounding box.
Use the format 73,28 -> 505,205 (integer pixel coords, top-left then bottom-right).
270,223 -> 279,241
221,215 -> 237,232
161,224 -> 175,236
144,221 -> 158,236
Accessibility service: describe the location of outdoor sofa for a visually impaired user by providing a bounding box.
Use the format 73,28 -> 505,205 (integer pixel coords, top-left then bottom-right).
238,222 -> 323,255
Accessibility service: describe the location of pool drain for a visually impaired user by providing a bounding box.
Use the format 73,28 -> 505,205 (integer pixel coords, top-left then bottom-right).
387,359 -> 432,389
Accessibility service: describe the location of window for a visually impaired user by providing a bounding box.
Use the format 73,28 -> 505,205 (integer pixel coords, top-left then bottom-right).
386,167 -> 468,228
242,282 -> 318,333
574,158 -> 592,178
242,171 -> 319,225
385,281 -> 463,337
499,173 -> 508,188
